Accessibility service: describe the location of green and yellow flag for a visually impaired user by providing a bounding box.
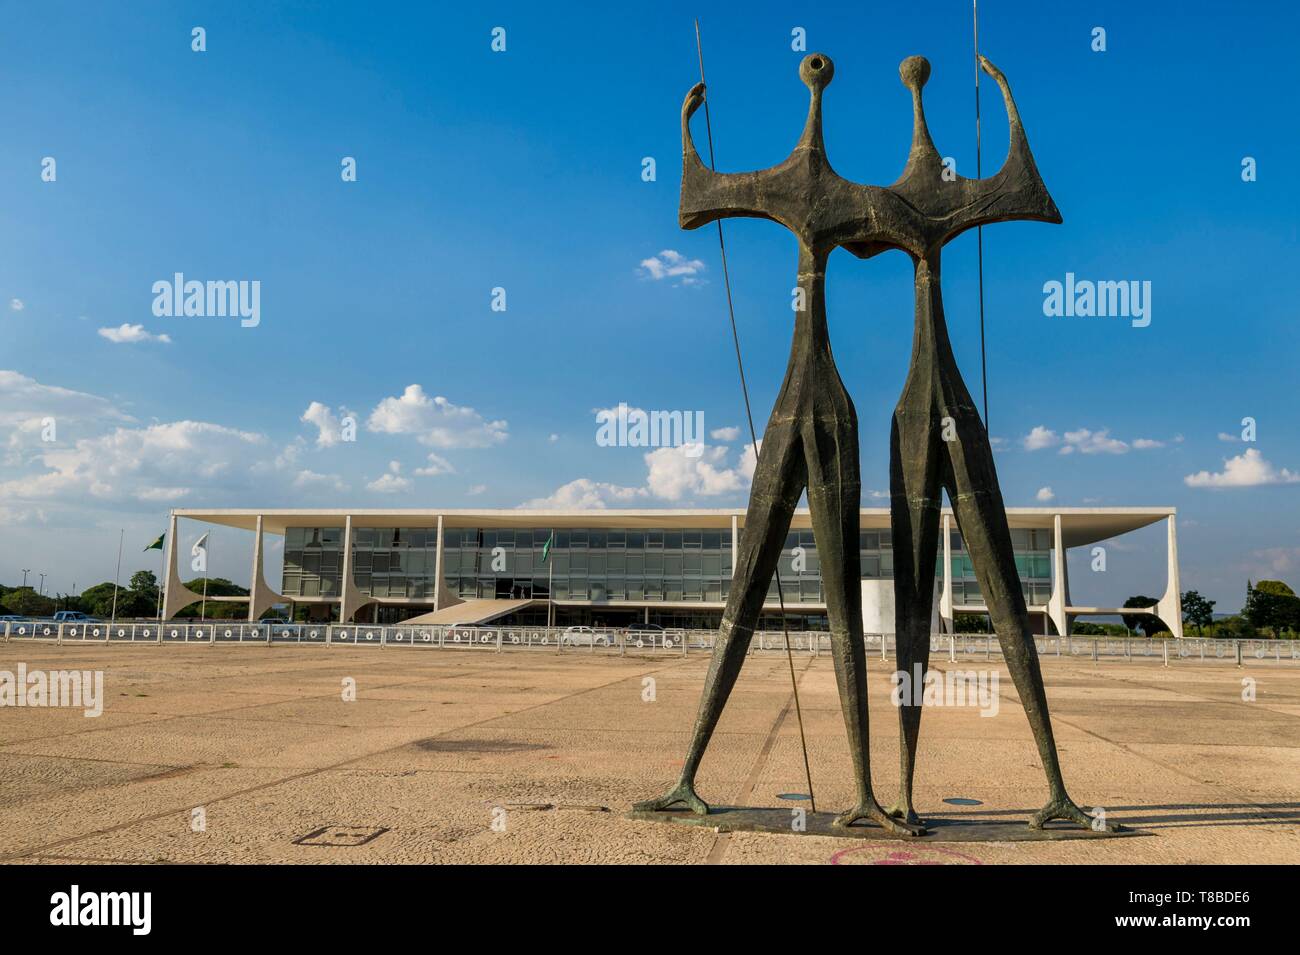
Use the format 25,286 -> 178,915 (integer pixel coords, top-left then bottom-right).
541,530 -> 554,563
144,532 -> 165,552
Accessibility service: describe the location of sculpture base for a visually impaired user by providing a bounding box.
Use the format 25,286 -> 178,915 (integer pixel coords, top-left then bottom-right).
627,806 -> 1148,842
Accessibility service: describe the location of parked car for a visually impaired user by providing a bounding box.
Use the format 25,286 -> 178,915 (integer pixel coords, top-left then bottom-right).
561,625 -> 613,647
626,623 -> 680,646
52,611 -> 99,623
0,614 -> 27,623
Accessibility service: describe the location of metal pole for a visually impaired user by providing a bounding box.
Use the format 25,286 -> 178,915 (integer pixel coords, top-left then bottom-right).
110,528 -> 124,624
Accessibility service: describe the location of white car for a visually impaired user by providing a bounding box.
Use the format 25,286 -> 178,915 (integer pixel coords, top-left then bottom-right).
561,625 -> 612,647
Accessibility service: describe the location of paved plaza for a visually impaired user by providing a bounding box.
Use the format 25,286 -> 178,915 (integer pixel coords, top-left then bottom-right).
1,642 -> 1297,864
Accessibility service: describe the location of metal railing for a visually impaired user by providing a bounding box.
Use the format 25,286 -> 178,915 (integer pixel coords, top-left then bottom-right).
2,620 -> 1297,664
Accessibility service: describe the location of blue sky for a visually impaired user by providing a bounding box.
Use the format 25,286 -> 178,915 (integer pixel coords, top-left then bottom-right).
1,0 -> 1297,613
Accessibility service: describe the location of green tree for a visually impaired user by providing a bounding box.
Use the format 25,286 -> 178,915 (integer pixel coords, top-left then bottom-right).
3,586 -> 56,617
1181,590 -> 1216,635
1121,595 -> 1167,637
1245,581 -> 1300,638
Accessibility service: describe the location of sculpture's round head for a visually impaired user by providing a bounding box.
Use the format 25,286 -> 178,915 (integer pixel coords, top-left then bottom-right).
899,55 -> 931,92
800,53 -> 834,91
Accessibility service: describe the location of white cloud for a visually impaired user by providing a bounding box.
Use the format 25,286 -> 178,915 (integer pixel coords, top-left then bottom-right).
0,420 -> 267,505
414,452 -> 455,476
524,441 -> 757,509
1025,424 -> 1170,456
710,425 -> 741,441
1217,432 -> 1239,443
1022,426 -> 1059,451
1036,486 -> 1055,502
367,384 -> 507,448
548,433 -> 559,443
1184,448 -> 1300,489
97,323 -> 172,345
1060,428 -> 1128,455
292,470 -> 349,493
301,401 -> 356,447
366,460 -> 411,494
638,249 -> 706,286
8,299 -> 23,312
522,478 -> 648,509
467,483 -> 487,496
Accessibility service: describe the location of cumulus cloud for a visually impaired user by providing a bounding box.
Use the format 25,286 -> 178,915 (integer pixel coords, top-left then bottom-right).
0,420 -> 267,505
1036,486 -> 1056,502
1184,448 -> 1300,489
9,299 -> 23,311
638,249 -> 706,286
301,401 -> 357,447
293,469 -> 349,492
522,478 -> 649,510
366,460 -> 411,494
1022,426 -> 1059,451
1217,432 -> 1239,442
367,384 -> 507,448
524,441 -> 758,510
1023,424 -> 1170,456
414,452 -> 455,476
1059,428 -> 1128,455
97,323 -> 172,345
710,425 -> 741,441
467,483 -> 487,496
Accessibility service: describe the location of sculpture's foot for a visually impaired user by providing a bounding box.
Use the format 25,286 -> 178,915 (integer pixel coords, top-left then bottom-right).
633,780 -> 709,816
835,799 -> 926,836
886,802 -> 923,827
1029,796 -> 1121,832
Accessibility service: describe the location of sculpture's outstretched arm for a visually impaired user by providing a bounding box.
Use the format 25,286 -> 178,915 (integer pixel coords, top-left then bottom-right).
679,83 -> 781,231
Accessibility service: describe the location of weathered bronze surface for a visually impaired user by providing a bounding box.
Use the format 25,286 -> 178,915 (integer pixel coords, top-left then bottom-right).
636,52 -> 1111,834
628,806 -> 1141,843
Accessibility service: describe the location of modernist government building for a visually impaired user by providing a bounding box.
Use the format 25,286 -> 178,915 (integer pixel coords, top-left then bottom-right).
160,506 -> 1184,638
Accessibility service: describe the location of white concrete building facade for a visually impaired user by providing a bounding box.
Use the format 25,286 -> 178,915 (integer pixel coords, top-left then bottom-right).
163,506 -> 1182,638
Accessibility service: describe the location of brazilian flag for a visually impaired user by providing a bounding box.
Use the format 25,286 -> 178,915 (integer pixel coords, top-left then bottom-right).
540,530 -> 554,563
144,532 -> 165,552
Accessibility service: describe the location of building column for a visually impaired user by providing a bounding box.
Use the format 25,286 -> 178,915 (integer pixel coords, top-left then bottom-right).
248,514 -> 287,622
162,510 -> 204,619
731,514 -> 739,579
938,512 -> 954,633
1156,514 -> 1183,639
432,515 -> 444,609
339,515 -> 372,623
1047,513 -> 1071,637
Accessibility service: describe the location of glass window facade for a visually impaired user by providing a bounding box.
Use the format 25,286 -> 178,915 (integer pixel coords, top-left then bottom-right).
279,522 -> 1054,608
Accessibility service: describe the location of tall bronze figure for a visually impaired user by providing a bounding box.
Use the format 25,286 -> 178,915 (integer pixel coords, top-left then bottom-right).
637,52 -> 1110,833
635,53 -> 918,835
880,55 -> 1111,831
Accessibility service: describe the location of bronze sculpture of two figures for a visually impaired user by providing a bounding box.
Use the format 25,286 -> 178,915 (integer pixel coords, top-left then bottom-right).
637,52 -> 1116,835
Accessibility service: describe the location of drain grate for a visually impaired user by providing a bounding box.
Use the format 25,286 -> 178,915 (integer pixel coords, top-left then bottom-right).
293,825 -> 390,847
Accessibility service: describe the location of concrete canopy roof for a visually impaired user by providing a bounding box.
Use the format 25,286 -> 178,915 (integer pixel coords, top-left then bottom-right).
171,506 -> 1172,549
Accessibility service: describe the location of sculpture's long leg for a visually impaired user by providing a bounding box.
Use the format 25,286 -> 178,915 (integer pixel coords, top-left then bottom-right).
802,404 -> 925,837
919,256 -> 1117,831
886,385 -> 944,826
634,419 -> 805,815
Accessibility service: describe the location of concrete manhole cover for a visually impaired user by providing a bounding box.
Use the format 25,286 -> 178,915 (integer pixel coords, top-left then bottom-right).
292,825 -> 389,847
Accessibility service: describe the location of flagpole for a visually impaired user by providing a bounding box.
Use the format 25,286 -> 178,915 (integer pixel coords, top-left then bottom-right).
110,528 -> 124,624
547,528 -> 554,629
201,535 -> 209,621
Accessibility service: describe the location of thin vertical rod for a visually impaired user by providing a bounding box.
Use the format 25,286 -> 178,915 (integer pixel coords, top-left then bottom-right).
694,19 -> 816,814
974,0 -> 989,428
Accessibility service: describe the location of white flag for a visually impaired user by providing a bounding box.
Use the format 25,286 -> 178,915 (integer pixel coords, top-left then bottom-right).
191,532 -> 209,573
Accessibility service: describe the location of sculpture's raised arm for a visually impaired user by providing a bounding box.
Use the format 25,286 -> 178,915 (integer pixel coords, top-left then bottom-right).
679,82 -> 785,232
887,55 -> 1062,248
